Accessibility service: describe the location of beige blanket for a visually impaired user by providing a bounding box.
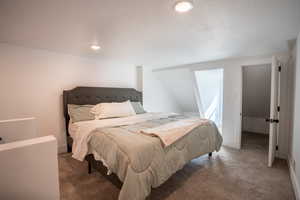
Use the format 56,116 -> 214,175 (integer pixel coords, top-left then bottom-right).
140,118 -> 210,147
88,115 -> 223,200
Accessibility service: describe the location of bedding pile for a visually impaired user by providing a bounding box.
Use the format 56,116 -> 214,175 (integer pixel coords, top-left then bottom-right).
69,113 -> 222,200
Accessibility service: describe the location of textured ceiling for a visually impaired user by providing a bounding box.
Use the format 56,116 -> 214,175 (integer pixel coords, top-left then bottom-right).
0,0 -> 300,68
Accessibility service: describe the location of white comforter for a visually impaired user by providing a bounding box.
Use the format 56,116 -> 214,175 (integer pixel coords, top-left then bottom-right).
69,112 -> 177,161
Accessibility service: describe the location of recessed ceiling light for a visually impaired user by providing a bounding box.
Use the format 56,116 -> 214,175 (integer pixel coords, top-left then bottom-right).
174,1 -> 194,13
91,45 -> 101,51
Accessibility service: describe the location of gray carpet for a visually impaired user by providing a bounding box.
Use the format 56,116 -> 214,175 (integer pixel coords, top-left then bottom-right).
59,132 -> 295,200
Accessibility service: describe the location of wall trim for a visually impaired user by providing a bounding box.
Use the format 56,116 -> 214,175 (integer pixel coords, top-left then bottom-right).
289,157 -> 300,200
276,152 -> 287,160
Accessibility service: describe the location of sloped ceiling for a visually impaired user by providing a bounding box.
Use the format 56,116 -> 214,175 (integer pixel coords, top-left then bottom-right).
0,0 -> 300,68
155,68 -> 199,112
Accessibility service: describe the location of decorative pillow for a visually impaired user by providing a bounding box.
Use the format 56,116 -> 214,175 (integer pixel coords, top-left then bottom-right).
68,104 -> 95,123
131,101 -> 146,114
91,100 -> 136,119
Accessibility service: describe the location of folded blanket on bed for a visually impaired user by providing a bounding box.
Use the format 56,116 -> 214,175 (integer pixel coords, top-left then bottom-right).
140,118 -> 210,147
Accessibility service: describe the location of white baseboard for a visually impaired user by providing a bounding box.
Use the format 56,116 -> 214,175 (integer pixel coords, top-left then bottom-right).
276,152 -> 288,160
289,157 -> 300,200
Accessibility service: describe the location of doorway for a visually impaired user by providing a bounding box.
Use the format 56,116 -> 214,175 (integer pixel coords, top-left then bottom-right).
241,64 -> 271,152
240,57 -> 281,167
194,68 -> 224,133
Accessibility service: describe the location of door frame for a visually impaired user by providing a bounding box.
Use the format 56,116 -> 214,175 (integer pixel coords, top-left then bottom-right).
238,62 -> 273,149
238,58 -> 281,167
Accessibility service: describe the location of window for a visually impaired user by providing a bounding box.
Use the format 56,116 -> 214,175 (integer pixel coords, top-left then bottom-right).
194,68 -> 224,132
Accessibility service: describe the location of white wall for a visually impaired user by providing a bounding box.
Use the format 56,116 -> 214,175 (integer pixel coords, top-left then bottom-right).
143,67 -> 182,113
242,64 -> 271,134
289,32 -> 300,199
145,53 -> 290,158
0,136 -> 59,200
242,117 -> 269,134
0,118 -> 37,144
153,68 -> 199,113
136,66 -> 143,92
0,43 -> 138,152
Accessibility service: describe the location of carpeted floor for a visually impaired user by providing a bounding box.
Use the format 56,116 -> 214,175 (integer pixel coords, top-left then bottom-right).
59,132 -> 295,200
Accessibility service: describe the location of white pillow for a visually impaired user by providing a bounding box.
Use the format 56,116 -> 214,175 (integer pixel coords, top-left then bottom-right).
91,100 -> 136,119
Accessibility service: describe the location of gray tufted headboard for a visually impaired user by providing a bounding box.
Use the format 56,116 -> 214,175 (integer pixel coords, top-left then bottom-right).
63,87 -> 143,138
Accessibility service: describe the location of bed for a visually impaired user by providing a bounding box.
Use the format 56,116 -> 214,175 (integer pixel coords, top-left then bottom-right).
63,87 -> 222,200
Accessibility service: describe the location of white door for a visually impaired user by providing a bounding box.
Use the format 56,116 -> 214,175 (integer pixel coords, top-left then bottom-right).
268,56 -> 281,167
